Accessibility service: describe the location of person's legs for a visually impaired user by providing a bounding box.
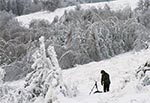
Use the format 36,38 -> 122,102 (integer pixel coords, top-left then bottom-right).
103,84 -> 107,92
106,84 -> 110,92
104,84 -> 110,92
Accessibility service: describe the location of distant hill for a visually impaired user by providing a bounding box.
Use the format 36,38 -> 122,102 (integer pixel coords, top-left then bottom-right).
16,0 -> 139,28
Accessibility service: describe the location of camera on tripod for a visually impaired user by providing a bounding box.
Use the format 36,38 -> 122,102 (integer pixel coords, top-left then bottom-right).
89,80 -> 102,95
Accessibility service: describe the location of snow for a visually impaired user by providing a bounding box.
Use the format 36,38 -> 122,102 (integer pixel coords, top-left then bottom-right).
8,0 -> 150,102
2,48 -> 150,103
16,0 -> 139,28
60,49 -> 150,103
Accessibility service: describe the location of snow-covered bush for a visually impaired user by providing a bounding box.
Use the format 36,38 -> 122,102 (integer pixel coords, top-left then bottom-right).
0,67 -> 33,103
136,62 -> 150,86
0,85 -> 34,103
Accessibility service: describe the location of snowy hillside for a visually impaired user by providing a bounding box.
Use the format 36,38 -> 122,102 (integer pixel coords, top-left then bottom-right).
16,0 -> 139,28
3,48 -> 150,103
2,0 -> 150,102
61,49 -> 150,103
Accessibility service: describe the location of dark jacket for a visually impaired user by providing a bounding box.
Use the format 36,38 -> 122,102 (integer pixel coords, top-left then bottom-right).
101,72 -> 110,85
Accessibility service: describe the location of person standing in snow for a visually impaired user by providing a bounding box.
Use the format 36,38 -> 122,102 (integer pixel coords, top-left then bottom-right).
101,70 -> 110,92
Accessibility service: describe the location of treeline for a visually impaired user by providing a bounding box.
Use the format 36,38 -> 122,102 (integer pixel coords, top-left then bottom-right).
0,0 -> 112,16
0,0 -> 150,81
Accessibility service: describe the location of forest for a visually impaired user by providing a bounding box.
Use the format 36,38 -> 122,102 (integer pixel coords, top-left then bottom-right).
0,0 -> 150,103
0,0 -> 112,15
0,0 -> 150,81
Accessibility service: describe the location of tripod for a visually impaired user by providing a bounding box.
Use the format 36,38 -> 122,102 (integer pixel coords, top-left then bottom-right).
89,80 -> 102,95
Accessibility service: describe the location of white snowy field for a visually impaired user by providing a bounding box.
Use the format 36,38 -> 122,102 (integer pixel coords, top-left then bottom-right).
16,0 -> 139,28
3,49 -> 150,103
13,0 -> 150,102
60,49 -> 150,103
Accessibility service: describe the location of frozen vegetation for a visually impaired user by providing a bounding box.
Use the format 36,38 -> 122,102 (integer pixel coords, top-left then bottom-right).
17,0 -> 139,27
0,0 -> 150,102
1,40 -> 150,103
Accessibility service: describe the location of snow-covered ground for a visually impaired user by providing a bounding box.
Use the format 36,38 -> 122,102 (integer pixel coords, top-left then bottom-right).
16,0 -> 139,28
14,0 -> 150,102
3,49 -> 150,103
60,49 -> 150,103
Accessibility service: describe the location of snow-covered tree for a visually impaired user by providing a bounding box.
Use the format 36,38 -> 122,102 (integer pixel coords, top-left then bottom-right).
24,36 -> 78,103
136,0 -> 150,14
0,0 -> 7,11
0,66 -> 5,84
41,0 -> 62,11
23,0 -> 42,15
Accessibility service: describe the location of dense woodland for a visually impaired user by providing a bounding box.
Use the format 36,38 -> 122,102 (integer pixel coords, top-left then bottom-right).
0,0 -> 150,103
0,0 -> 111,15
0,0 -> 150,80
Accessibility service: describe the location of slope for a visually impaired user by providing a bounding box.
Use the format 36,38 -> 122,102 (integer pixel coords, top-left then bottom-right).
2,48 -> 150,103
61,49 -> 150,103
16,0 -> 139,28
